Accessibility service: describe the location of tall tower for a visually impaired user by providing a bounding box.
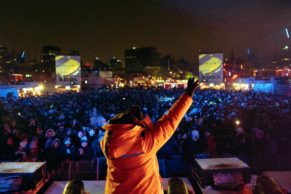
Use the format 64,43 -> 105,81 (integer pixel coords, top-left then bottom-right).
42,45 -> 61,73
0,42 -> 8,64
124,47 -> 160,75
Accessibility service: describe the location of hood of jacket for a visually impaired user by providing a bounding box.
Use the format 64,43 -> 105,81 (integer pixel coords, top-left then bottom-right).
102,115 -> 153,159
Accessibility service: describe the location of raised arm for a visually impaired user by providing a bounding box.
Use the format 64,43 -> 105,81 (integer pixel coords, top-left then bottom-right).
147,78 -> 199,152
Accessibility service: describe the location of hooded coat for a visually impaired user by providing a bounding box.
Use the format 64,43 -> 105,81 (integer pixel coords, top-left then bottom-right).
100,93 -> 193,194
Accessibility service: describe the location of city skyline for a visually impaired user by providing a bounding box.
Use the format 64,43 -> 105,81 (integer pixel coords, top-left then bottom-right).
1,0 -> 291,63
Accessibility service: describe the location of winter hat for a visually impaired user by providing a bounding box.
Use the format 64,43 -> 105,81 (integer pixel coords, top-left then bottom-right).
88,128 -> 95,137
235,127 -> 245,134
77,130 -> 84,138
64,137 -> 71,145
191,130 -> 200,141
109,105 -> 143,124
51,138 -> 61,147
20,140 -> 28,149
80,136 -> 88,142
45,129 -> 55,137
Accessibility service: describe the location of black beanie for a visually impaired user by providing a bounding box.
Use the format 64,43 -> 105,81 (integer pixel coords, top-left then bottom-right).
109,105 -> 144,124
124,105 -> 143,121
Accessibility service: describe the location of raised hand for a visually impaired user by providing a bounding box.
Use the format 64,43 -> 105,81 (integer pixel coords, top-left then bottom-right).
185,77 -> 199,97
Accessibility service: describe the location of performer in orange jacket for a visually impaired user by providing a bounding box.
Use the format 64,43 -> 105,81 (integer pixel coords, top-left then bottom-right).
100,78 -> 199,194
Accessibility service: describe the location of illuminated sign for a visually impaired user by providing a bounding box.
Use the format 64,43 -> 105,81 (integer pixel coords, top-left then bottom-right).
55,55 -> 81,85
199,53 -> 223,84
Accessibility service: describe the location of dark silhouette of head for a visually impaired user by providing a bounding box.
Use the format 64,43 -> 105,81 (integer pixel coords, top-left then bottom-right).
62,180 -> 85,194
255,175 -> 286,194
109,105 -> 144,124
168,177 -> 189,194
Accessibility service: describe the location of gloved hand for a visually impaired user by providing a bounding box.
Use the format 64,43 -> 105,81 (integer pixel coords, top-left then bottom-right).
185,77 -> 199,97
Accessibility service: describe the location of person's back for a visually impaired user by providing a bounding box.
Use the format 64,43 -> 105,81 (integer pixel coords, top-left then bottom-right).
100,78 -> 199,194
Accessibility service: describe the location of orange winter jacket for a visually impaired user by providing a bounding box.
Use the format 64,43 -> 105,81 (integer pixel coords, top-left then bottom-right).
100,93 -> 193,194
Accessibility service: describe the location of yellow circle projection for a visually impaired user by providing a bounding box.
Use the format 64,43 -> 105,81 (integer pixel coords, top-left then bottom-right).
56,58 -> 80,77
199,57 -> 222,76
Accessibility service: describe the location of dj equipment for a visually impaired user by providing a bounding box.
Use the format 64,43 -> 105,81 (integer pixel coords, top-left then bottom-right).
0,162 -> 46,193
193,157 -> 250,190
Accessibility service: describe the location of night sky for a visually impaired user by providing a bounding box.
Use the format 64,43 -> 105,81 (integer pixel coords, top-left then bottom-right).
1,0 -> 291,64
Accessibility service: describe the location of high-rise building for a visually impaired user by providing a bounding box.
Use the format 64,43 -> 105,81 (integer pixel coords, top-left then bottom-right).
109,56 -> 122,71
124,47 -> 160,74
93,57 -> 110,71
160,55 -> 174,72
0,42 -> 8,64
280,44 -> 291,67
42,45 -> 61,73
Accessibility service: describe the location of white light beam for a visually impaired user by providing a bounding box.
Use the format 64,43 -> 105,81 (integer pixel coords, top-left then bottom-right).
285,28 -> 290,39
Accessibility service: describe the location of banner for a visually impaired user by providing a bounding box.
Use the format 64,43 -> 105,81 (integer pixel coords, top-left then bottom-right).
199,53 -> 223,84
56,55 -> 81,85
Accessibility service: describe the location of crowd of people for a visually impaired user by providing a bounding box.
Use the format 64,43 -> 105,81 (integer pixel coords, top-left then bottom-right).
0,87 -> 290,173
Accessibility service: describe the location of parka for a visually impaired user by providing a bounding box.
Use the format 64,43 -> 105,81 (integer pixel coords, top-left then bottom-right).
100,93 -> 193,194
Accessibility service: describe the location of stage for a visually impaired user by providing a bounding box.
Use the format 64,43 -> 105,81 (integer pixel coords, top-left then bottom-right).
44,178 -> 194,194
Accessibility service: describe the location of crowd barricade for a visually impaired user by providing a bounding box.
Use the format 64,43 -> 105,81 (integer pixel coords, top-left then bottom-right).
252,154 -> 280,174
54,153 -> 291,181
60,161 -> 74,180
90,155 -> 188,180
92,157 -> 107,180
56,153 -> 290,181
277,154 -> 291,171
165,154 -> 189,177
158,158 -> 167,178
57,159 -> 97,181
73,160 -> 95,180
